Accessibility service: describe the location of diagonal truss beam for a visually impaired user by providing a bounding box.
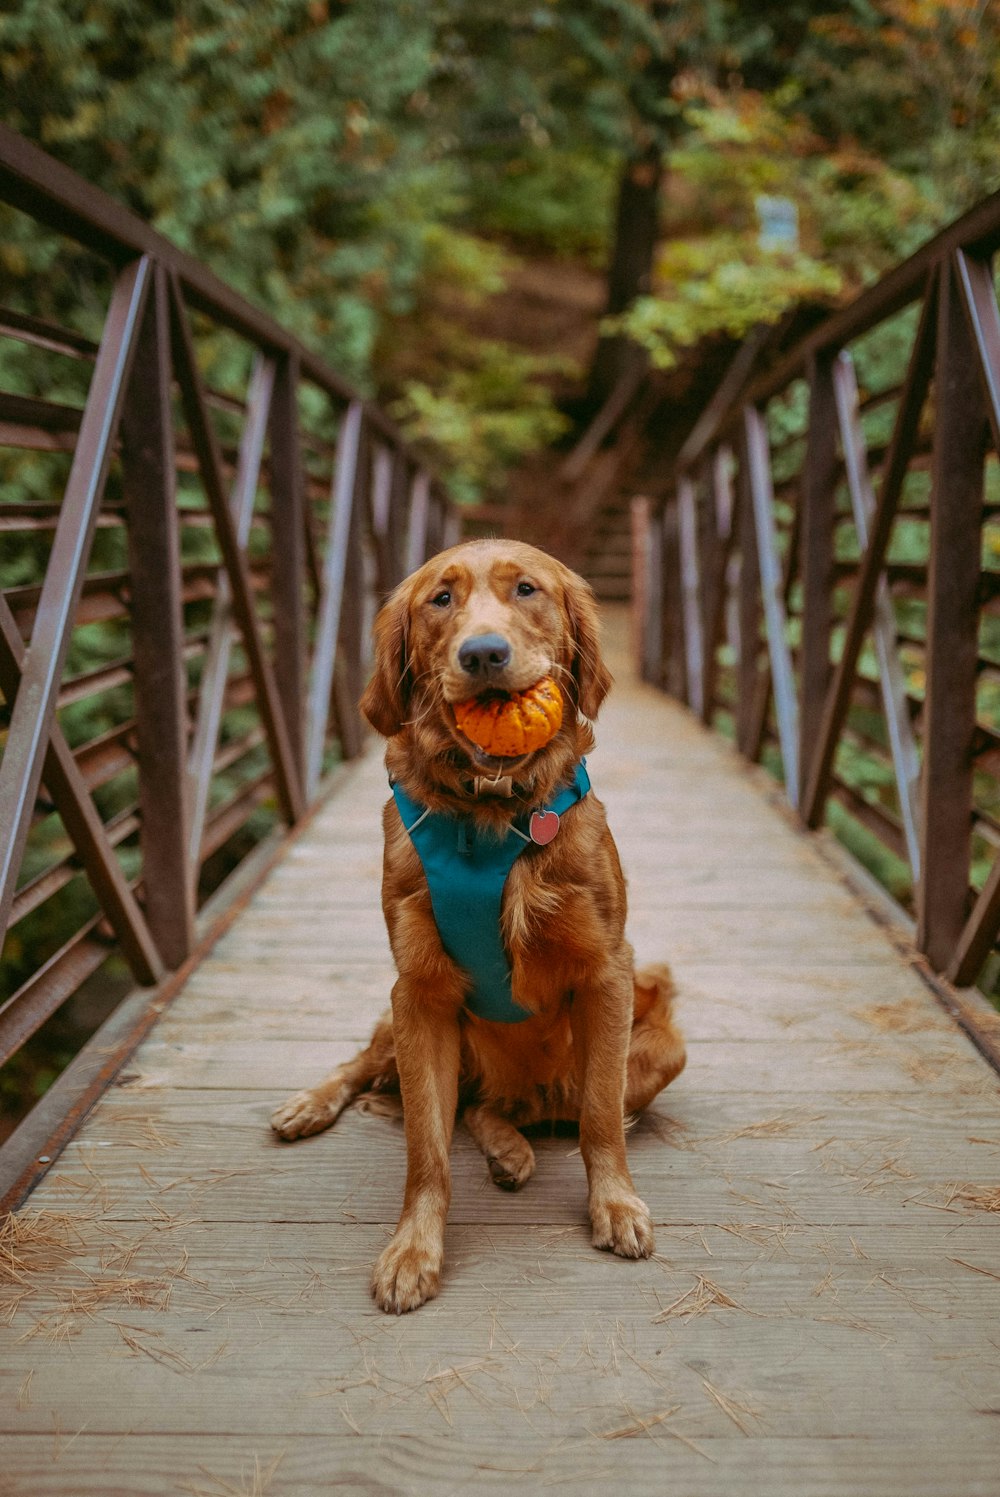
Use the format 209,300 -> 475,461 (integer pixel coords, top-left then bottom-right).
186,354 -> 276,881
677,455 -> 735,727
936,251 -> 1000,984
369,442 -> 396,599
268,352 -> 307,784
954,248 -> 1000,454
0,597 -> 163,985
383,448 -> 412,592
676,474 -> 705,720
735,451 -> 762,758
405,470 -> 431,579
0,256 -> 151,942
803,275 -> 938,830
739,464 -> 802,773
330,456 -> 368,766
630,496 -> 662,687
701,445 -> 737,723
167,273 -> 304,826
743,405 -> 800,806
305,398 -> 364,799
832,351 -> 922,877
442,507 -> 462,551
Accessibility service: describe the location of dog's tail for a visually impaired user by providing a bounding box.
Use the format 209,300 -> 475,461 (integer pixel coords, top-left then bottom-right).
628,962 -> 686,1108
632,961 -> 676,1018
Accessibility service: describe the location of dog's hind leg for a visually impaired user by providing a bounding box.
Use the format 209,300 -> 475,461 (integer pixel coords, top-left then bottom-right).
271,1011 -> 397,1140
463,1103 -> 536,1190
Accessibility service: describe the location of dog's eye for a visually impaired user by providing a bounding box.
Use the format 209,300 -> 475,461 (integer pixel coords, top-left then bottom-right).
516,581 -> 536,598
431,590 -> 451,608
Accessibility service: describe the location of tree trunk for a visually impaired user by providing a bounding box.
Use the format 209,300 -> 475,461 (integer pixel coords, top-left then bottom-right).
586,144 -> 661,409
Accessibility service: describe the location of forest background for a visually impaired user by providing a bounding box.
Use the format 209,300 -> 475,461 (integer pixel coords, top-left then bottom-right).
2,0 -> 999,503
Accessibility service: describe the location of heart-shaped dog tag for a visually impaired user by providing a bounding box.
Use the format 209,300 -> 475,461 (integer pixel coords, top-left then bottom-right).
529,809 -> 560,846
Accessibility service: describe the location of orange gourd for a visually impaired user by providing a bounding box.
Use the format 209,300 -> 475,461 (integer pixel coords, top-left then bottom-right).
453,676 -> 563,757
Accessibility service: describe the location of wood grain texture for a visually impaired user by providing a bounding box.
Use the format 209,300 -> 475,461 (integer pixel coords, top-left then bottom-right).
3,606 -> 999,1496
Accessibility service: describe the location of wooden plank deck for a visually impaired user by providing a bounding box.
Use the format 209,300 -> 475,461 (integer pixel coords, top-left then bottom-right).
3,609 -> 1000,1496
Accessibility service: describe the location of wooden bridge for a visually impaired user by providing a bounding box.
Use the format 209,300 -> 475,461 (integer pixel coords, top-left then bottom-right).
2,131 -> 1000,1494
3,611 -> 999,1494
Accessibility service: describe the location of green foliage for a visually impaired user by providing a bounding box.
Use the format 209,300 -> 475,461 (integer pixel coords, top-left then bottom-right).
4,2 -> 998,499
610,234 -> 841,369
371,223 -> 575,496
394,342 -> 572,503
0,0 -> 673,499
600,0 -> 1000,374
606,83 -> 940,367
793,0 -> 1000,214
826,799 -> 912,903
465,148 -> 618,263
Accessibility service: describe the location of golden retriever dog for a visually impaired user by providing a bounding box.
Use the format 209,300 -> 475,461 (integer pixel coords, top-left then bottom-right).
271,539 -> 685,1313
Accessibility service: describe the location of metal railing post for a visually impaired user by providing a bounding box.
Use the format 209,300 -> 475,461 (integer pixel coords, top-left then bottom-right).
269,351 -> 308,787
121,262 -> 195,969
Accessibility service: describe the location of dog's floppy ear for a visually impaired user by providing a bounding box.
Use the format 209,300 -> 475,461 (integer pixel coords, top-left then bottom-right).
564,572 -> 613,720
360,583 -> 411,737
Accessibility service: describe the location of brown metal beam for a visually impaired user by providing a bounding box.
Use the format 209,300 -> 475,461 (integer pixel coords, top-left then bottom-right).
167,273 -> 304,826
121,262 -> 195,969
0,596 -> 163,992
929,254 -> 999,983
333,441 -> 368,763
661,500 -> 686,700
701,446 -> 737,724
305,399 -> 364,797
953,249 -> 1000,455
369,443 -> 397,600
743,406 -> 800,804
802,279 -> 938,830
0,256 -> 151,944
0,123 -> 421,452
676,475 -> 705,717
269,352 -> 308,785
386,451 -> 412,591
405,470 -> 432,576
185,354 -> 277,881
798,354 -> 838,801
0,922 -> 111,1067
735,446 -> 762,759
832,351 -> 922,874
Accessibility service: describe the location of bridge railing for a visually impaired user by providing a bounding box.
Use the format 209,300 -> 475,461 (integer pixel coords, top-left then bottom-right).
633,189 -> 1000,1039
0,126 -> 456,1203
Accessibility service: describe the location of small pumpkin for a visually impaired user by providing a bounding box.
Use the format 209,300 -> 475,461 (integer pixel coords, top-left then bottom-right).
453,676 -> 563,757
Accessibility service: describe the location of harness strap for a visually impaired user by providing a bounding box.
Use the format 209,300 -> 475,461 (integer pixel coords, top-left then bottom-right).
391,761 -> 591,1023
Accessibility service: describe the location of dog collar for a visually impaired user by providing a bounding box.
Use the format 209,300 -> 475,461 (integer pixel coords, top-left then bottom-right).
391,760 -> 591,1023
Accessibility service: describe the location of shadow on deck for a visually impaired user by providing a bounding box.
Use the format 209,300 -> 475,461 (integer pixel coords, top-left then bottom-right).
2,609 -> 999,1496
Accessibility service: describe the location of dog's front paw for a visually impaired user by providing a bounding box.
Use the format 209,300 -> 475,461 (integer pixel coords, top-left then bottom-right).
371,1233 -> 443,1314
590,1192 -> 655,1259
270,1086 -> 346,1140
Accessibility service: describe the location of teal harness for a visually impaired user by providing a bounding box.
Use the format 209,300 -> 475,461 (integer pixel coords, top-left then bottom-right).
391,761 -> 591,1024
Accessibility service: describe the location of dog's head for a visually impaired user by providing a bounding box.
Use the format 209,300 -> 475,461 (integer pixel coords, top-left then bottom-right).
361,540 -> 611,777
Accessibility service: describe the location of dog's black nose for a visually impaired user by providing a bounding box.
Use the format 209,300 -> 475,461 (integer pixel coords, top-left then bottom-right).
458,633 -> 512,679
